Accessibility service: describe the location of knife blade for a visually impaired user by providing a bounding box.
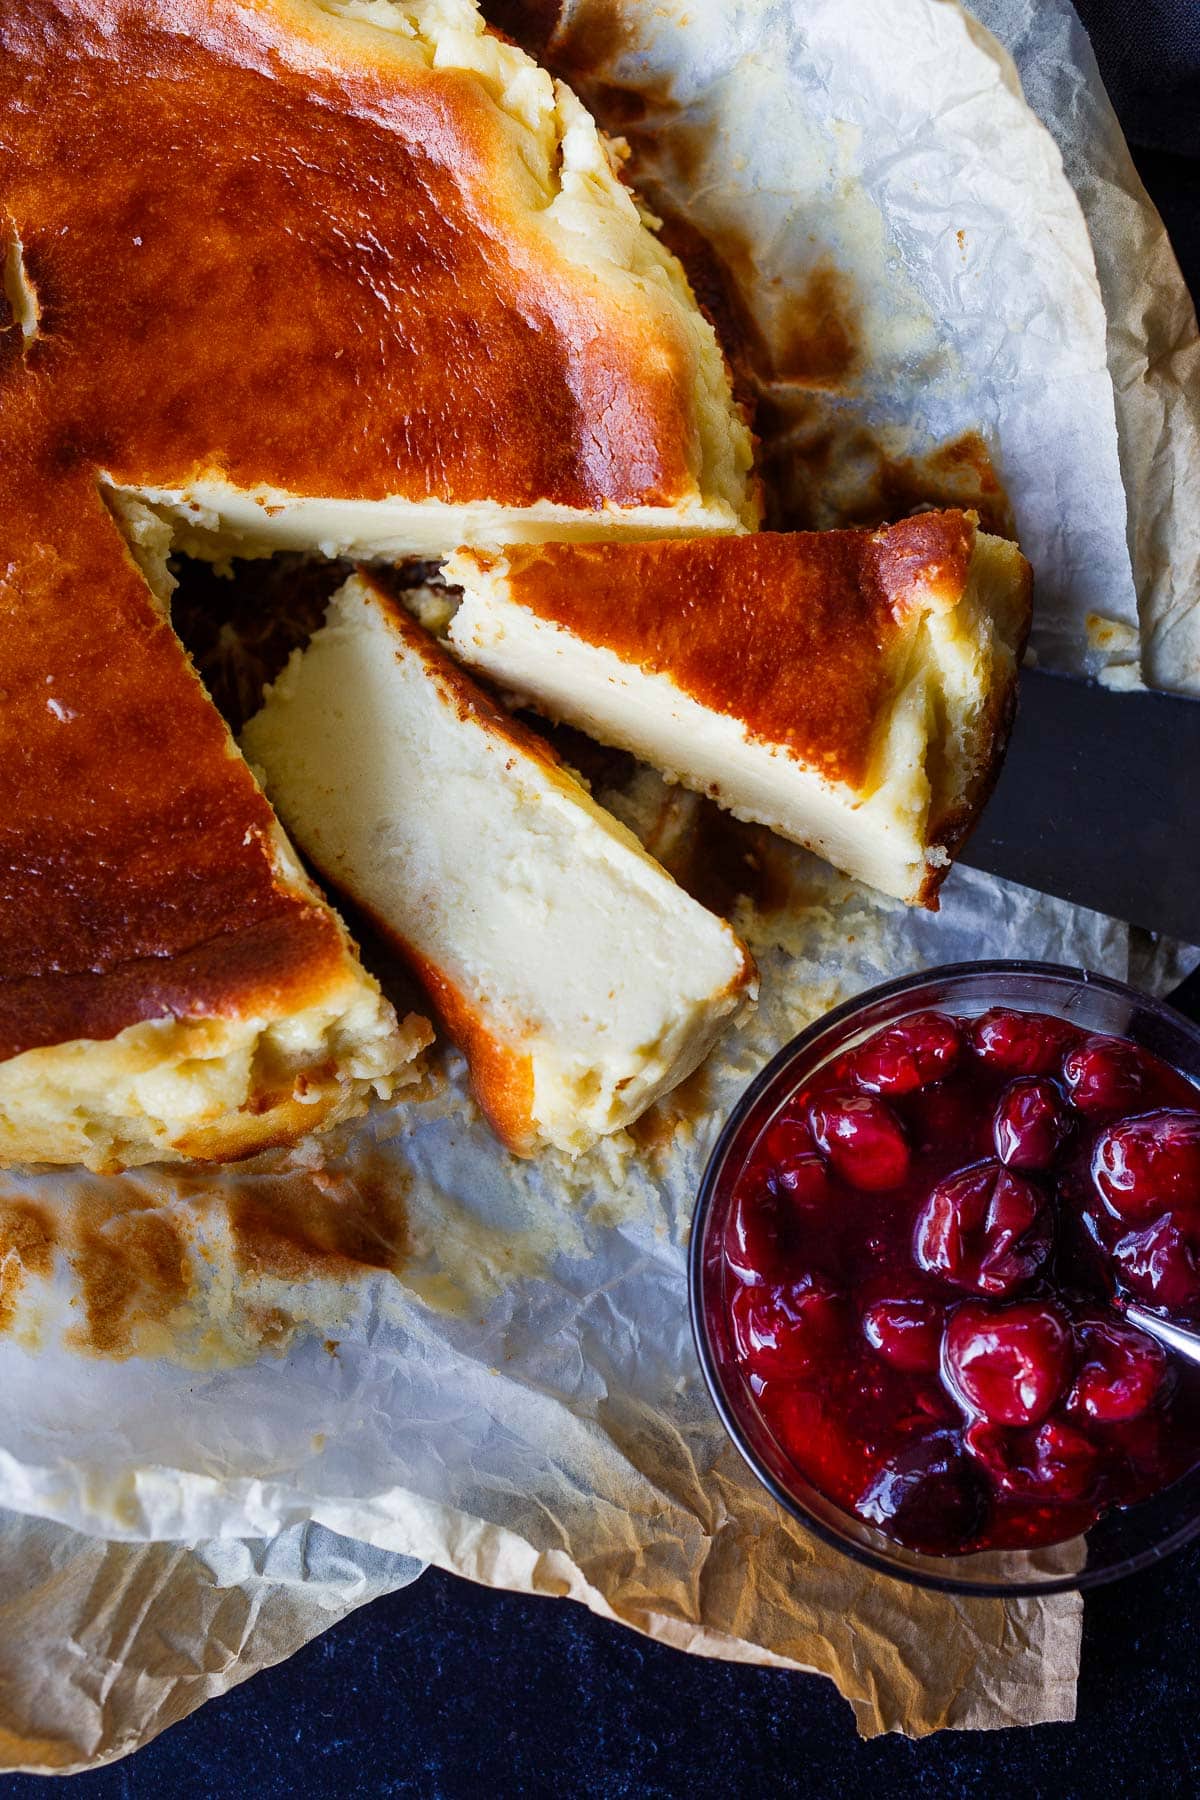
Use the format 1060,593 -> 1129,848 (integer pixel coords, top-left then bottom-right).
958,668 -> 1200,944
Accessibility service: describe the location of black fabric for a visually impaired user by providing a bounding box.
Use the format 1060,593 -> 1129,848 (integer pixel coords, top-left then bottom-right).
1074,0 -> 1200,157
1076,0 -> 1200,294
3,5 -> 1199,1795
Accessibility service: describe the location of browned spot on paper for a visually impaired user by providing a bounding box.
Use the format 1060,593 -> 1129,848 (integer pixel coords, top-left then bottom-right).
771,260 -> 862,388
768,420 -> 1014,540
0,1148 -> 414,1360
0,1197 -> 54,1334
675,212 -> 862,395
573,76 -> 648,131
661,799 -> 794,922
66,1202 -> 192,1359
480,0 -> 565,59
660,211 -> 862,399
923,431 -> 1013,536
229,1166 -> 409,1283
242,1303 -> 295,1351
548,1 -> 634,80
628,1059 -> 714,1156
652,210 -> 768,421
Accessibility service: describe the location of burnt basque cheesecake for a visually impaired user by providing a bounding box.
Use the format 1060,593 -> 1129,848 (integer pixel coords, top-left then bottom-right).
0,0 -> 756,1169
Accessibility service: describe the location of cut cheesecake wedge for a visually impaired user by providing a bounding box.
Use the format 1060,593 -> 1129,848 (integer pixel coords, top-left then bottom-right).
446,513 -> 1033,906
242,575 -> 755,1157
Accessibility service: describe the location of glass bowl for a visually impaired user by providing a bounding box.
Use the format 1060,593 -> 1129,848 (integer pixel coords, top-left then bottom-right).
689,960 -> 1200,1596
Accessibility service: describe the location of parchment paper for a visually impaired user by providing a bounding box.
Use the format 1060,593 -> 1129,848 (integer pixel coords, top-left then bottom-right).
3,0 -> 1200,1769
0,1507 -> 423,1775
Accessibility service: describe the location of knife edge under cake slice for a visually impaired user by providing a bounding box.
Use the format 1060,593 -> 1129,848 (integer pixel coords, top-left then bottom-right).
241,572 -> 756,1157
446,513 -> 1033,907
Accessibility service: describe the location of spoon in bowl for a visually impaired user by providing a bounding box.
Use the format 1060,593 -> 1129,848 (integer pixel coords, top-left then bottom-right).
1111,1294 -> 1200,1370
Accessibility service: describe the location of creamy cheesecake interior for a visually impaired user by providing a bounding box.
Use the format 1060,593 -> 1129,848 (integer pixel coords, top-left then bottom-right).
242,573 -> 755,1157
446,514 -> 1033,907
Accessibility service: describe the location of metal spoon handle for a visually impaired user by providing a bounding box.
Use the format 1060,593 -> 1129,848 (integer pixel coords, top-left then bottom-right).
1115,1298 -> 1200,1369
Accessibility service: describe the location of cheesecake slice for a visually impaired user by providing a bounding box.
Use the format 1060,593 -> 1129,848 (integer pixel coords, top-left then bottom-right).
242,574 -> 755,1157
0,478 -> 431,1172
447,514 -> 1033,906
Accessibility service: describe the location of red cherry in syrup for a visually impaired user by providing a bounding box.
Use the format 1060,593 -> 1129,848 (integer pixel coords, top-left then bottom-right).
725,1184 -> 790,1286
769,1387 -> 868,1506
993,1077 -> 1071,1170
761,1113 -> 830,1211
1103,1408 -> 1168,1474
1067,1313 -> 1166,1423
969,1009 -> 1078,1076
860,1285 -> 944,1373
942,1299 -> 1072,1426
1062,1035 -> 1147,1116
1092,1109 -> 1200,1224
1111,1215 -> 1200,1310
849,1011 -> 962,1097
1025,1419 -> 1101,1501
807,1091 -> 909,1192
914,1161 -> 1050,1296
964,1417 -> 1099,1503
730,1274 -> 843,1379
856,1430 -> 988,1552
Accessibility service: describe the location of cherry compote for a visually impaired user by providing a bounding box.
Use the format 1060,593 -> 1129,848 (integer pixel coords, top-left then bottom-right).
710,1006 -> 1200,1554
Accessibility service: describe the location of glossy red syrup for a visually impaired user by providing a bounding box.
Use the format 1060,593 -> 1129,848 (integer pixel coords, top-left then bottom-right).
711,1009 -> 1200,1554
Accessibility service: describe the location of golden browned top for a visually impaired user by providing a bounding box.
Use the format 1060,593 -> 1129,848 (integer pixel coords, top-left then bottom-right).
0,0 -> 705,513
495,512 -> 981,788
0,446 -> 348,1059
404,948 -> 538,1157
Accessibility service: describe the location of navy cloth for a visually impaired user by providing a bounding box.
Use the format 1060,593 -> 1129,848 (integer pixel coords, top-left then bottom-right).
1075,0 -> 1200,156
3,4 -> 1200,1794
1075,0 -> 1200,294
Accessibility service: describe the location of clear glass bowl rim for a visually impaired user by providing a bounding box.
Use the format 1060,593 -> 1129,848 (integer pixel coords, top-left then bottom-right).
688,958 -> 1200,1597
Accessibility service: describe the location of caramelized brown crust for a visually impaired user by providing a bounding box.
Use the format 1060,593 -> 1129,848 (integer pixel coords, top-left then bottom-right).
404,949 -> 538,1158
0,451 -> 350,1060
0,0 -> 704,515
495,513 -> 979,788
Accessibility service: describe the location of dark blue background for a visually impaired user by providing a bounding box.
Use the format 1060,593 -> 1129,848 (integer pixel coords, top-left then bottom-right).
6,4 -> 1200,1792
